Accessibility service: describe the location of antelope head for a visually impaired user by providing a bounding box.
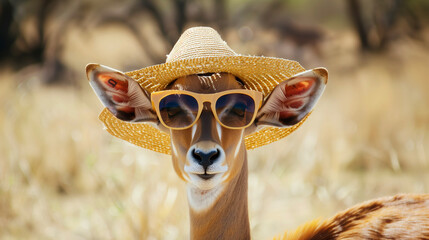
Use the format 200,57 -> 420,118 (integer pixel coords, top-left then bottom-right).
86,63 -> 327,239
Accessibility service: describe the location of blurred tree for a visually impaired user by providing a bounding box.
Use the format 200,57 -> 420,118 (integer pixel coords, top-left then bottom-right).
132,0 -> 228,52
0,0 -> 230,84
0,0 -> 14,60
2,0 -> 428,84
0,0 -> 80,83
260,1 -> 324,52
232,0 -> 324,63
347,0 -> 428,51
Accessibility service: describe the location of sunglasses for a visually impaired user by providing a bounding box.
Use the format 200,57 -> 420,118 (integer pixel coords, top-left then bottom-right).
151,89 -> 263,130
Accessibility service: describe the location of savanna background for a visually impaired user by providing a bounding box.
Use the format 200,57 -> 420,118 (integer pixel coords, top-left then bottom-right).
1,0 -> 429,239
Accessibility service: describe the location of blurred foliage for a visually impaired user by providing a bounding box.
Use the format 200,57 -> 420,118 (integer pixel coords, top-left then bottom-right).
347,0 -> 429,51
1,0 -> 429,83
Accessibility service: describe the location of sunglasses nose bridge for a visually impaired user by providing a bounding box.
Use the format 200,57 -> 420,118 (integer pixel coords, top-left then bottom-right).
201,99 -> 214,111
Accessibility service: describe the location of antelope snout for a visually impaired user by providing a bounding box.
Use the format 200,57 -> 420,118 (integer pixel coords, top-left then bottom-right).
185,141 -> 227,181
191,148 -> 221,170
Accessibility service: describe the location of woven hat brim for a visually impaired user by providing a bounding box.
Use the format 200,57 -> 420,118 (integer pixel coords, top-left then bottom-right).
99,55 -> 307,155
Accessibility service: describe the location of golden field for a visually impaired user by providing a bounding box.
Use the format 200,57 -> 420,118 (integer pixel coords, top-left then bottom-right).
1,25 -> 429,239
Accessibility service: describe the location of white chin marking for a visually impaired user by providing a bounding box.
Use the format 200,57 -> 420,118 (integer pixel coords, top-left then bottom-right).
187,183 -> 224,212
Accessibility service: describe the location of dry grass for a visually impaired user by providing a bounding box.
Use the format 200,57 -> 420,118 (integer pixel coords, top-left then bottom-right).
1,27 -> 428,239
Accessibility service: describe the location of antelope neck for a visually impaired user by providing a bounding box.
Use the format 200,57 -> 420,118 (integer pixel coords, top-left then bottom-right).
188,151 -> 250,240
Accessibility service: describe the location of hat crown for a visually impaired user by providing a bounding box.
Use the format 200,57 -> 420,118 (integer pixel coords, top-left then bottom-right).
166,27 -> 237,63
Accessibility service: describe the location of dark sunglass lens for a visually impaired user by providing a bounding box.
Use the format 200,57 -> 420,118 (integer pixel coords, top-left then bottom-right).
159,94 -> 198,128
216,94 -> 256,128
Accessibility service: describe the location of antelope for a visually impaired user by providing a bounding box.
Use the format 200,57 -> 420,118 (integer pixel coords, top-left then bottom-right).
86,27 -> 429,239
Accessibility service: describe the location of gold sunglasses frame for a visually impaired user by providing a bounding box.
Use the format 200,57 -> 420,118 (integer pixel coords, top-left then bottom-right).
151,89 -> 263,130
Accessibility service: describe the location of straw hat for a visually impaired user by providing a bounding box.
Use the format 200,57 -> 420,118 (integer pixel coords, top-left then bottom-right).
98,26 -> 308,154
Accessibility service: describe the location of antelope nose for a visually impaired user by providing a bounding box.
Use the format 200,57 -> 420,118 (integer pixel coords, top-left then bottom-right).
192,148 -> 220,170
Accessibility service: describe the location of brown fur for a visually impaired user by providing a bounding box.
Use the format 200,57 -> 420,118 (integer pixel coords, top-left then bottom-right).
277,194 -> 429,240
190,152 -> 250,240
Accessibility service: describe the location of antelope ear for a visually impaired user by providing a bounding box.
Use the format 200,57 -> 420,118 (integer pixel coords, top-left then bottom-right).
255,68 -> 327,127
86,63 -> 158,123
